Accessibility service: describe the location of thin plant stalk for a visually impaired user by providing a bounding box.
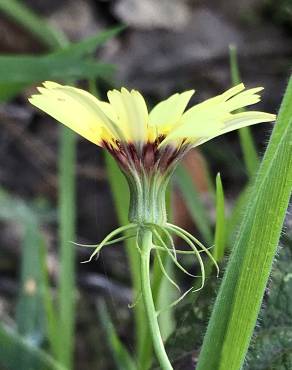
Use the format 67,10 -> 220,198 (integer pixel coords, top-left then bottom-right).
139,228 -> 173,370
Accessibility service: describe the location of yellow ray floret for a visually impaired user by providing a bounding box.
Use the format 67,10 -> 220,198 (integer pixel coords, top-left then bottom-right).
163,83 -> 275,146
149,90 -> 195,134
107,88 -> 148,142
29,81 -> 276,148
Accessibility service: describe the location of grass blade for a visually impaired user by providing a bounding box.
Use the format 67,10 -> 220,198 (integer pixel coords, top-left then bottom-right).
197,76 -> 292,370
175,164 -> 213,244
212,173 -> 226,262
229,44 -> 259,177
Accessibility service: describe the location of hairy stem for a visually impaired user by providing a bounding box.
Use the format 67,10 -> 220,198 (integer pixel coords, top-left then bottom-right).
140,228 -> 173,370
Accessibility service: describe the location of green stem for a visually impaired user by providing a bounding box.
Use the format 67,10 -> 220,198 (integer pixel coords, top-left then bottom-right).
140,228 -> 173,370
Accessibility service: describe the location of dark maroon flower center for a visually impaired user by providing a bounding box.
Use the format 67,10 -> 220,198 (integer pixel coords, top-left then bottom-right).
102,138 -> 189,174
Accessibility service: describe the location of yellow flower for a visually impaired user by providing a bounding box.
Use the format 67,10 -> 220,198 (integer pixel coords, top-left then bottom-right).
29,81 -> 275,150
29,81 -> 275,224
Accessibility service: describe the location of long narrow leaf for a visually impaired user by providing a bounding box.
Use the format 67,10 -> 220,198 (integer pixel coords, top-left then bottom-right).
197,76 -> 292,370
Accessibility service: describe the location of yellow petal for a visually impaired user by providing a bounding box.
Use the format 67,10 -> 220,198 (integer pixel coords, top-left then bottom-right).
29,82 -> 116,145
223,87 -> 264,112
185,84 -> 245,113
149,90 -> 195,135
107,89 -> 128,137
193,111 -> 276,147
221,83 -> 245,100
162,110 -> 275,147
107,88 -> 149,142
162,85 -> 274,145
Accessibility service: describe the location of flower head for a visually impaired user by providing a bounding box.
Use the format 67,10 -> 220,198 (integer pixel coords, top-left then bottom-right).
29,81 -> 275,224
29,82 -> 275,173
